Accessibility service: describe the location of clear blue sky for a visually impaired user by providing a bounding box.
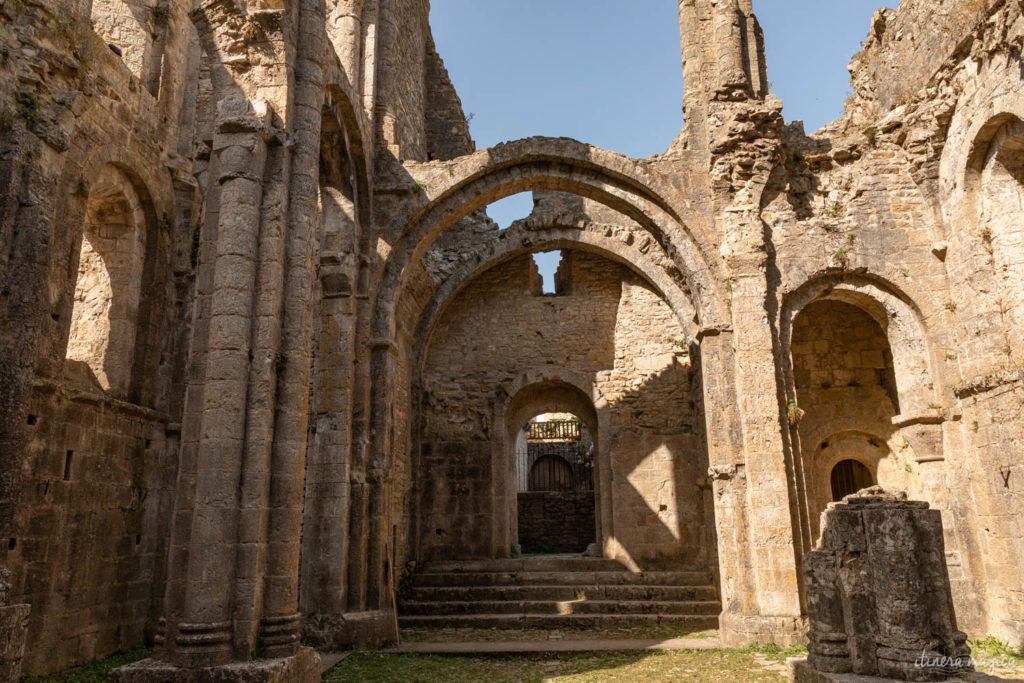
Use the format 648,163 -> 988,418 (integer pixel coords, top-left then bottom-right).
429,0 -> 893,288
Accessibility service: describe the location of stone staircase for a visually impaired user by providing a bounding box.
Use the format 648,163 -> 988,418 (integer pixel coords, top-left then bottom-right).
398,557 -> 720,631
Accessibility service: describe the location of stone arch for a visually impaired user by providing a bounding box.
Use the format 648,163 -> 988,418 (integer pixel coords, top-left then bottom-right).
47,139 -> 174,406
781,272 -> 938,418
782,273 -> 937,547
64,163 -> 161,399
373,138 -> 728,342
323,83 -> 373,234
962,112 -> 1024,363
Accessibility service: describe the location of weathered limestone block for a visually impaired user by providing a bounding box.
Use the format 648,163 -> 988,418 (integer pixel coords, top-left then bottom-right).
797,488 -> 972,681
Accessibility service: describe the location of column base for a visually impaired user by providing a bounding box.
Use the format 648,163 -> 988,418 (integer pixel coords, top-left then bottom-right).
720,611 -> 807,648
111,647 -> 321,683
302,610 -> 397,651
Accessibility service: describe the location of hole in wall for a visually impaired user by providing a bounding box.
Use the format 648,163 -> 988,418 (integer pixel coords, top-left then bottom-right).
26,414 -> 37,425
8,538 -> 15,551
63,450 -> 74,481
532,251 -> 563,295
487,192 -> 534,230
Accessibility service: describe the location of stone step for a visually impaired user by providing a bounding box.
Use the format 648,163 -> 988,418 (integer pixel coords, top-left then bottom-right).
398,599 -> 722,616
408,584 -> 720,603
396,613 -> 720,630
420,558 -> 625,573
411,570 -> 714,588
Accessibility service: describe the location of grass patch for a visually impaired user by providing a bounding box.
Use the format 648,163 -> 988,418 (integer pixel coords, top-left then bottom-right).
739,642 -> 808,662
327,649 -> 788,682
23,646 -> 150,683
970,635 -> 1024,665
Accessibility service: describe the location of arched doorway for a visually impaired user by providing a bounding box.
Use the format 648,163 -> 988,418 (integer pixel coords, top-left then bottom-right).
515,412 -> 596,555
502,380 -> 601,558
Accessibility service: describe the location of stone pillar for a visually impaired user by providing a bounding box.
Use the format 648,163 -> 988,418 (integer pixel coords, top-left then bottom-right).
794,488 -> 973,682
698,331 -> 757,617
258,0 -> 327,658
699,328 -> 803,646
327,0 -> 364,83
173,96 -> 275,667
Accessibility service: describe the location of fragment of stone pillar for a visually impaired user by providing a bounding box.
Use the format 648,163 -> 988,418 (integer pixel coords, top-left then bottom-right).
0,570 -> 29,683
712,0 -> 751,97
327,0 -> 364,83
800,488 -> 973,682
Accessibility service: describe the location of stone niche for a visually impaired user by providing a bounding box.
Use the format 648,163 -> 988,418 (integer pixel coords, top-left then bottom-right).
792,487 -> 973,682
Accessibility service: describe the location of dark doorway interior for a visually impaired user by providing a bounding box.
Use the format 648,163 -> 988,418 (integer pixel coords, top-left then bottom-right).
516,416 -> 596,554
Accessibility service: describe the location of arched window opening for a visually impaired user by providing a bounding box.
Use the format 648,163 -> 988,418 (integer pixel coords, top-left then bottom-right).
830,459 -> 874,501
318,113 -> 359,292
512,405 -> 597,555
66,166 -> 146,396
977,118 -> 1024,361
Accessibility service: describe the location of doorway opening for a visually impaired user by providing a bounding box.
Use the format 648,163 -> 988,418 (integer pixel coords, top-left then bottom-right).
515,413 -> 595,555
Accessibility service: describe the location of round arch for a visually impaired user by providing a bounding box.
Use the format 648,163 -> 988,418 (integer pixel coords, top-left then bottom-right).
780,271 -> 939,418
372,138 -> 728,342
56,148 -> 172,407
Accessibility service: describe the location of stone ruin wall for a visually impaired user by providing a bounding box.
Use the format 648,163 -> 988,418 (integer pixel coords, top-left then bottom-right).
418,248 -> 712,569
762,0 -> 1024,642
0,0 -> 197,673
0,0 -> 1022,676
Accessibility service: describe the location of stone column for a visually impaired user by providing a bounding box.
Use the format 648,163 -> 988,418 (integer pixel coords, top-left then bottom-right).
726,267 -> 804,634
259,0 -> 327,654
365,341 -> 397,612
697,331 -> 759,639
327,0 -> 364,83
170,95 -> 274,668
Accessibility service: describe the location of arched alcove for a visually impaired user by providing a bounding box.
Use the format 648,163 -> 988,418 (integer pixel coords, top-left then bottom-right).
971,115 -> 1024,364
782,274 -> 936,544
65,165 -> 147,396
